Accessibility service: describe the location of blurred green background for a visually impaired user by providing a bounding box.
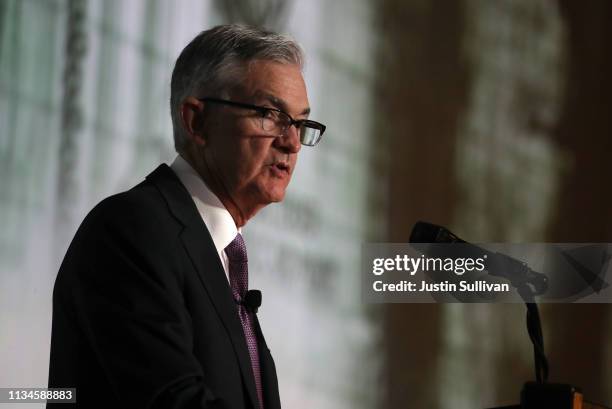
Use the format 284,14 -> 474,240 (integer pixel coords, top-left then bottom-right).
0,0 -> 610,408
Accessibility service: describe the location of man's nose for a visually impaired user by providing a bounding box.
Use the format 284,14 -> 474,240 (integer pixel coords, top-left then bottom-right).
274,124 -> 301,153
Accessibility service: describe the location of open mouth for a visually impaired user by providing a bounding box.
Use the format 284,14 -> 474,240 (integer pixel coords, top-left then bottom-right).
274,162 -> 289,172
269,161 -> 290,177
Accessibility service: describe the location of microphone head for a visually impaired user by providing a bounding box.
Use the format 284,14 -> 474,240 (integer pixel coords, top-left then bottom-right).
245,290 -> 262,313
409,221 -> 465,244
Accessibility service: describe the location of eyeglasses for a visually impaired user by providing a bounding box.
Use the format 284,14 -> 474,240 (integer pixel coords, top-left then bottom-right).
199,97 -> 326,147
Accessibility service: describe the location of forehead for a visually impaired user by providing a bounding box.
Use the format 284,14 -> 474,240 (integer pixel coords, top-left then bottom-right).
232,60 -> 309,113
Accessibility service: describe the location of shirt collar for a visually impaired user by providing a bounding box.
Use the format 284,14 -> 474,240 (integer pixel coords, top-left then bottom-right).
170,155 -> 240,254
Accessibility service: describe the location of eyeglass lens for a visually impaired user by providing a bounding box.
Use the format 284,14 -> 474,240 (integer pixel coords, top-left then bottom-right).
299,126 -> 321,146
260,113 -> 321,146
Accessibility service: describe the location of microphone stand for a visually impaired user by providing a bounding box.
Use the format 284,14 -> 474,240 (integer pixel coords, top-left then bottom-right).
515,284 -> 548,385
407,222 -> 608,407
489,281 -> 608,409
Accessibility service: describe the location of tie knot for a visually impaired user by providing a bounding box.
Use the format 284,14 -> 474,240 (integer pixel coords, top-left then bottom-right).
225,233 -> 248,263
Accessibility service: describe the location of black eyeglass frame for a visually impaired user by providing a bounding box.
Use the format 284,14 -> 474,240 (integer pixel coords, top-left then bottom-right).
198,97 -> 326,146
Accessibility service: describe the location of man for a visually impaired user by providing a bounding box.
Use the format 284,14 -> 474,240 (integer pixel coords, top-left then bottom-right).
47,24 -> 326,409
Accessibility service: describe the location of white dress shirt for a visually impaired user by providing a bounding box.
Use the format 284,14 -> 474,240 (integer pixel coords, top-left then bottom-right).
170,155 -> 239,281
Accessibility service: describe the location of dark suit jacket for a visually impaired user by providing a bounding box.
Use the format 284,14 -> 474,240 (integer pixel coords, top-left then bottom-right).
47,164 -> 280,409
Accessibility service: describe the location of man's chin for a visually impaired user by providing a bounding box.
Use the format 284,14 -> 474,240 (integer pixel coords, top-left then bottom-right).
267,189 -> 287,203
261,178 -> 290,203
251,178 -> 290,205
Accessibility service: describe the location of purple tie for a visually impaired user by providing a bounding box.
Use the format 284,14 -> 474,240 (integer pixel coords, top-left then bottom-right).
225,233 -> 263,409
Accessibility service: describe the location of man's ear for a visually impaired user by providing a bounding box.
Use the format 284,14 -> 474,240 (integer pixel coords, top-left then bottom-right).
179,96 -> 207,146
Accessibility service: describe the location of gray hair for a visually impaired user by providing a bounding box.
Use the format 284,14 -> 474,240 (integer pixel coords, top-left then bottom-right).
170,24 -> 304,152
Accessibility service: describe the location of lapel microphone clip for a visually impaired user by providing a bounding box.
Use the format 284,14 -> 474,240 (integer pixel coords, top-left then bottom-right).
235,289 -> 262,313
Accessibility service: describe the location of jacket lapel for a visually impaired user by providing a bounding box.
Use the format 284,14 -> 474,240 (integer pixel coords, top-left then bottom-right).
254,315 -> 281,409
146,164 -> 260,409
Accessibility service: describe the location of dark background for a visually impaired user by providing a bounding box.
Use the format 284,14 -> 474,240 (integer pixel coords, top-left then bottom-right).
0,0 -> 610,408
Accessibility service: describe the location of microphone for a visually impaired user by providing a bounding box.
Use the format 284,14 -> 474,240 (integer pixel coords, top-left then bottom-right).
410,221 -> 548,294
236,290 -> 262,313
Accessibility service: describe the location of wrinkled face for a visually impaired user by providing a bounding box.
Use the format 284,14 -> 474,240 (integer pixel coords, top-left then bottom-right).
201,60 -> 309,210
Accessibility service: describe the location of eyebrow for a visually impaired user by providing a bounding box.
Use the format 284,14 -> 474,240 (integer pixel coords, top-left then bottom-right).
254,91 -> 310,117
